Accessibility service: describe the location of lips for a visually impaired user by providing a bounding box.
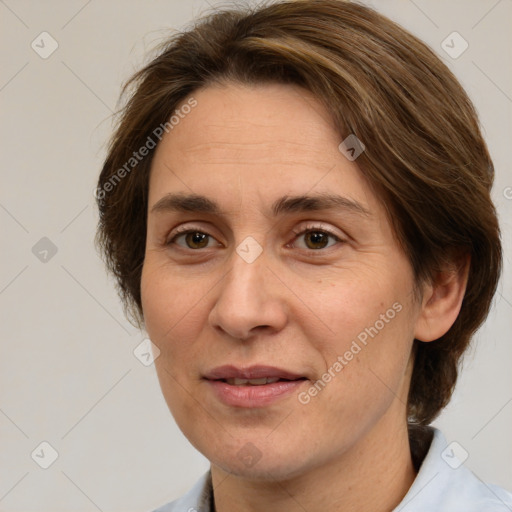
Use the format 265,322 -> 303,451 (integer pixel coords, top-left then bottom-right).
203,365 -> 308,407
204,365 -> 306,381
224,377 -> 281,386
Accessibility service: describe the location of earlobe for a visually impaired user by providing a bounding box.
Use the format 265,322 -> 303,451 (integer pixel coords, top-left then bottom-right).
414,254 -> 470,342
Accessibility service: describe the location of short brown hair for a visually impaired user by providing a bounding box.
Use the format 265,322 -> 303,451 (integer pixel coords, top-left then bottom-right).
96,0 -> 502,425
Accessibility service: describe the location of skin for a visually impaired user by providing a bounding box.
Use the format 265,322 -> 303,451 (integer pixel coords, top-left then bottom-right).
141,82 -> 468,512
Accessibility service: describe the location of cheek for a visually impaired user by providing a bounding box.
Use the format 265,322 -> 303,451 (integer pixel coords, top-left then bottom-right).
300,272 -> 415,404
141,261 -> 206,363
326,306 -> 413,408
301,271 -> 405,353
141,263 -> 209,421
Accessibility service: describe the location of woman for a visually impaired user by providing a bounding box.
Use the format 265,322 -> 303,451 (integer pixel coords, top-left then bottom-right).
96,1 -> 511,510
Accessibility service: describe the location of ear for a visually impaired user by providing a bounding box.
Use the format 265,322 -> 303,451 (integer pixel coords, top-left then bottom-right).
414,253 -> 470,342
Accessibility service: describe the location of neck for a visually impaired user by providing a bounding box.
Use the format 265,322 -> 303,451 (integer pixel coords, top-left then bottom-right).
211,412 -> 417,512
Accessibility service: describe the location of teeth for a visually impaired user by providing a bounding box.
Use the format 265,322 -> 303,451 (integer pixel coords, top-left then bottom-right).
226,377 -> 281,386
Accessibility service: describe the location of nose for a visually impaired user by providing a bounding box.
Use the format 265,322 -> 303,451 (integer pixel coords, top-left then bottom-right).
208,248 -> 288,341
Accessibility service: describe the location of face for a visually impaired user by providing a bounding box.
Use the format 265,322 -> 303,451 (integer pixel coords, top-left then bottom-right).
141,82 -> 424,480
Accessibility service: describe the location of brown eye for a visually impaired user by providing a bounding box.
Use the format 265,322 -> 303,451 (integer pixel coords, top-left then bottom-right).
169,230 -> 216,249
304,231 -> 331,250
291,227 -> 341,251
184,232 -> 210,249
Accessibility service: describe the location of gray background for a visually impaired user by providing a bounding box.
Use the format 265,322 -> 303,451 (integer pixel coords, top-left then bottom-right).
1,0 -> 511,511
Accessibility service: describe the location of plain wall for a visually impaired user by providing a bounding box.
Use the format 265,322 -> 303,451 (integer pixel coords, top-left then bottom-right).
1,1 -> 511,510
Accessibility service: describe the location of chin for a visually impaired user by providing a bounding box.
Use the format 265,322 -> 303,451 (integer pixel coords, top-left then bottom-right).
206,438 -> 316,482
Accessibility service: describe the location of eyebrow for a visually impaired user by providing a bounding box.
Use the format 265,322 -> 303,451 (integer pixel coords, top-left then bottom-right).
150,192 -> 371,217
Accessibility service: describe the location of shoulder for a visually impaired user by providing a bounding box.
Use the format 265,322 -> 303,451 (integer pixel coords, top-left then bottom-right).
151,471 -> 212,512
396,427 -> 512,512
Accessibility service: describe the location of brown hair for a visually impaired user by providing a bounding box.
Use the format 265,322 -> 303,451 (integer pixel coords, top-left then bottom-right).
96,0 -> 502,425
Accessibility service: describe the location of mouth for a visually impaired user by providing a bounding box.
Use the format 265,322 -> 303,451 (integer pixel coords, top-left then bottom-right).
220,376 -> 306,386
203,365 -> 308,407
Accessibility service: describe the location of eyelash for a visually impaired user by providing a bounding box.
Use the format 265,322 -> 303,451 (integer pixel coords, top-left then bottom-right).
166,223 -> 344,251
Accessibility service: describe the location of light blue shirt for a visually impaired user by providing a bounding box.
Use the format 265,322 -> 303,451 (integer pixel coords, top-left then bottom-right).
153,428 -> 512,511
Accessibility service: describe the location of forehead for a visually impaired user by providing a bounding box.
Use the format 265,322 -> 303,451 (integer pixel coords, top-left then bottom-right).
148,82 -> 377,214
